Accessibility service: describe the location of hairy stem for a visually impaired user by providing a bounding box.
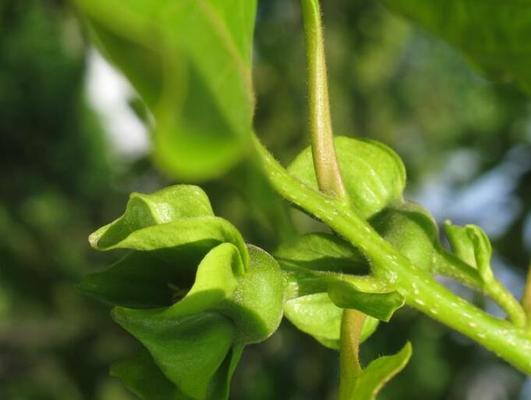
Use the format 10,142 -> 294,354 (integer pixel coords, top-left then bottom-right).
299,0 -> 361,395
339,310 -> 365,400
252,134 -> 531,373
300,0 -> 346,199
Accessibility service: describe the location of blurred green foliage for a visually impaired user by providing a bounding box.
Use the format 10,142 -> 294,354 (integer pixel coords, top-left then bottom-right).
1,0 -> 530,399
73,0 -> 257,181
383,0 -> 531,93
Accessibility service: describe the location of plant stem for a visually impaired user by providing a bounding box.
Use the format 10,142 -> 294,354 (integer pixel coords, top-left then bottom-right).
434,249 -> 526,327
300,0 -> 346,199
252,134 -> 531,373
339,310 -> 365,400
299,1 -> 360,396
486,275 -> 527,327
300,1 -> 363,396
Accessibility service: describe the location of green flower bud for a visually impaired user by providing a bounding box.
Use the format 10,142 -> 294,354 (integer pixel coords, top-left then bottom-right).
82,185 -> 285,400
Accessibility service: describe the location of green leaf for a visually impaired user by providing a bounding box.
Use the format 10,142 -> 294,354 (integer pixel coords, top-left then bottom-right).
275,232 -> 368,274
382,0 -> 531,93
328,280 -> 404,322
284,293 -> 379,350
288,137 -> 406,219
370,202 -> 438,272
348,342 -> 412,400
73,0 -> 257,179
110,351 -> 188,400
220,245 -> 286,343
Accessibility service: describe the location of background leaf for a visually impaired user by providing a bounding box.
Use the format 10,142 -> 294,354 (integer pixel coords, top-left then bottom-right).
73,0 -> 258,179
382,0 -> 531,93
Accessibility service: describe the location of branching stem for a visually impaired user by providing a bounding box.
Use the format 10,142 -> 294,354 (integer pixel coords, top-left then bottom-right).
252,134 -> 531,374
434,249 -> 526,327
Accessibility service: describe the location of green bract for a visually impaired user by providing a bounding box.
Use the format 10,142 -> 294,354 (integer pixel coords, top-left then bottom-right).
288,136 -> 406,219
82,185 -> 285,400
328,281 -> 405,322
370,202 -> 438,272
344,343 -> 413,400
73,0 -> 257,180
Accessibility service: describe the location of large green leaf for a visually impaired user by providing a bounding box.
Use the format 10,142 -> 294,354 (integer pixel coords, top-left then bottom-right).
289,136 -> 406,219
73,0 -> 257,179
382,0 -> 531,93
347,342 -> 412,400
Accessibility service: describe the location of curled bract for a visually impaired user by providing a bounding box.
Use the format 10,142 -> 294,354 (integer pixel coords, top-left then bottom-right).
82,185 -> 285,400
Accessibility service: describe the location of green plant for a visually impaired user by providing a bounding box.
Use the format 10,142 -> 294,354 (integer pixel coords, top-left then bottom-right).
72,0 -> 531,399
